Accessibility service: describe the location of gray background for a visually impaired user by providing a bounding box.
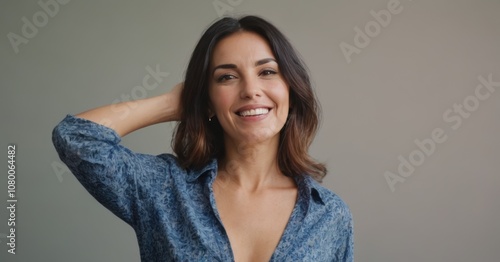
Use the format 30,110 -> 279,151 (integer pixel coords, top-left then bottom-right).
1,0 -> 499,261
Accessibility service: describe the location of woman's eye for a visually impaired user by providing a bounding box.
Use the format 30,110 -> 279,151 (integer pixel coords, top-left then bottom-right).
217,74 -> 236,82
260,70 -> 277,76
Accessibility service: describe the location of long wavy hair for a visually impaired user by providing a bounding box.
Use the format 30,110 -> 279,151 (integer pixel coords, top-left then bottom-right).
172,15 -> 326,182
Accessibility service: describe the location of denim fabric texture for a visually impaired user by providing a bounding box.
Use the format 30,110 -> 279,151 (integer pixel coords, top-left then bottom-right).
52,114 -> 354,261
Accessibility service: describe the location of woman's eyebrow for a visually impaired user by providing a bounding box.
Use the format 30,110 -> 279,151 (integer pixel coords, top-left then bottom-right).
255,58 -> 276,66
212,64 -> 236,75
212,58 -> 277,75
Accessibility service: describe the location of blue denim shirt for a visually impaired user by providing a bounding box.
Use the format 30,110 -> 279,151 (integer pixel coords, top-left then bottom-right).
52,114 -> 353,261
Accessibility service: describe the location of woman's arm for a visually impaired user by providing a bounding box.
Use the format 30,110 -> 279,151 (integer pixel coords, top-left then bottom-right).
76,83 -> 182,137
51,83 -> 183,226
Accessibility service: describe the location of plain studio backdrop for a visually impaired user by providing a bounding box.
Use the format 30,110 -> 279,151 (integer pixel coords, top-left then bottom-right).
1,0 -> 499,261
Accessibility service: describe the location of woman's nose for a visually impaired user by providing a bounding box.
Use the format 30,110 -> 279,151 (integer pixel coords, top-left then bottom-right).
239,76 -> 262,99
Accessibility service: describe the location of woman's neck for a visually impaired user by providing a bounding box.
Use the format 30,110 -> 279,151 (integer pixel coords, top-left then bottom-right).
217,136 -> 288,192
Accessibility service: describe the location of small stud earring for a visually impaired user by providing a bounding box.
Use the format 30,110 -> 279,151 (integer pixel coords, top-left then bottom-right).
208,117 -> 212,122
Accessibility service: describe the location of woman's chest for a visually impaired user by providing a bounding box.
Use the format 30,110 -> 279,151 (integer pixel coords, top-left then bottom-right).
213,186 -> 298,261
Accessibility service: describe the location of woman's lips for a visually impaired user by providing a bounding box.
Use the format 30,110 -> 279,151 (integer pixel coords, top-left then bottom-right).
237,108 -> 270,117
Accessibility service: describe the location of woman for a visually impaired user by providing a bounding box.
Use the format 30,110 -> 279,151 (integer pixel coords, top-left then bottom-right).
52,15 -> 353,261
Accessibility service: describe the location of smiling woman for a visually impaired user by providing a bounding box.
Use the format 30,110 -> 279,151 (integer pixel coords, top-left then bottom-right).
52,15 -> 353,261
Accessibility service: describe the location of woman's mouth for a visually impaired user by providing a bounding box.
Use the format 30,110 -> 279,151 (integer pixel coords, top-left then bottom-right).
236,108 -> 270,117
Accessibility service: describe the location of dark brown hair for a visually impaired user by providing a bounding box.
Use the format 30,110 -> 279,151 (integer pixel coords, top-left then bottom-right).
172,15 -> 326,182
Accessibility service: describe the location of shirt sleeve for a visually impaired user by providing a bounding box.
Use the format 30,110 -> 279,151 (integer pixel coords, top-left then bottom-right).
336,207 -> 354,262
51,114 -> 156,227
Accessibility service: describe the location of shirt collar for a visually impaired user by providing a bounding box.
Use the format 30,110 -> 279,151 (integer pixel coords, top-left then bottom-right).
185,158 -> 218,183
185,158 -> 325,206
295,174 -> 326,206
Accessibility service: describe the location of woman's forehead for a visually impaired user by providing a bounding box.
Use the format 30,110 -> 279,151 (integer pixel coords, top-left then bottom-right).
210,31 -> 276,67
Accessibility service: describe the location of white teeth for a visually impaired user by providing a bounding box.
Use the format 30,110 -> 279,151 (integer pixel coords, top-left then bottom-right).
239,108 -> 269,117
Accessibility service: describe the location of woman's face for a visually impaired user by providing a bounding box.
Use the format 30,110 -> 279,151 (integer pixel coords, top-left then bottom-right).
208,31 -> 290,147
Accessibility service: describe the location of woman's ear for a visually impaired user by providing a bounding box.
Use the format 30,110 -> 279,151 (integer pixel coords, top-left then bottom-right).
207,109 -> 215,122
207,104 -> 215,119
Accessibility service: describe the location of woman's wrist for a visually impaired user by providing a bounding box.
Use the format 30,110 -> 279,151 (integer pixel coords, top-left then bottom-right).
150,92 -> 180,124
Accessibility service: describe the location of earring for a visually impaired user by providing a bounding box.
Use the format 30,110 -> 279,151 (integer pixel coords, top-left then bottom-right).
208,117 -> 212,122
